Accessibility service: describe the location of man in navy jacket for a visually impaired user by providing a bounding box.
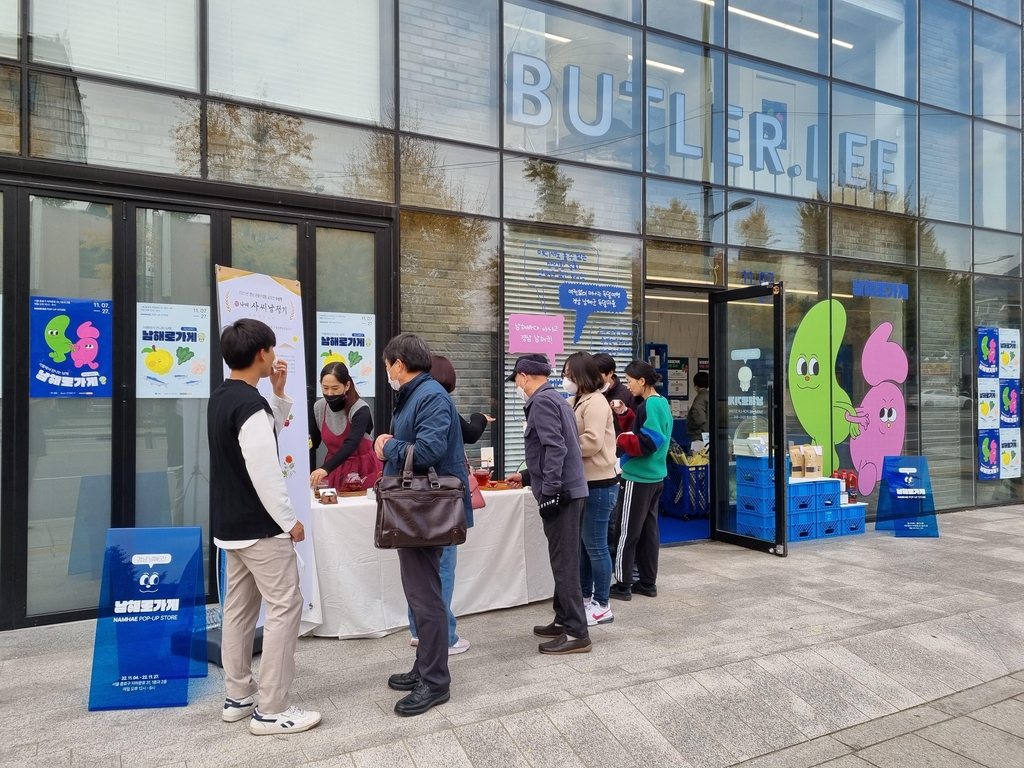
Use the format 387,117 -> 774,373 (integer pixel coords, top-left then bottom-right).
373,333 -> 471,716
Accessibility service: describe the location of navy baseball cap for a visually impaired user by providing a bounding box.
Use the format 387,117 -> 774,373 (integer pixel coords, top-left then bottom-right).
506,354 -> 552,381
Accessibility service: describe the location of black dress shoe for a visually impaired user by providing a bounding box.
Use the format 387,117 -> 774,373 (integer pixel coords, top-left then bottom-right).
538,633 -> 592,655
609,583 -> 633,601
533,621 -> 564,638
394,681 -> 450,716
388,671 -> 420,691
633,582 -> 658,597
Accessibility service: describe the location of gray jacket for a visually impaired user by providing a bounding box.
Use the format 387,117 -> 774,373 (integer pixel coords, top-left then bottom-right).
686,388 -> 710,442
521,382 -> 589,503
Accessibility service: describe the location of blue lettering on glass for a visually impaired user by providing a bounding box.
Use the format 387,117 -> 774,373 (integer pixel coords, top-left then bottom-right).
563,65 -> 613,137
507,52 -> 552,127
749,113 -> 785,175
727,105 -> 744,167
852,280 -> 909,300
805,125 -> 820,183
870,140 -> 898,194
839,132 -> 868,189
669,93 -> 703,160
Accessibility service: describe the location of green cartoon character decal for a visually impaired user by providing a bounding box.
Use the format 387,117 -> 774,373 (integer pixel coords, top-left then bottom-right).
788,300 -> 859,475
44,314 -> 74,363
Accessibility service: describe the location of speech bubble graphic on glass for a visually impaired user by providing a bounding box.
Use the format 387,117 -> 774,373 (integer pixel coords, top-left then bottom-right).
508,313 -> 565,365
558,283 -> 628,343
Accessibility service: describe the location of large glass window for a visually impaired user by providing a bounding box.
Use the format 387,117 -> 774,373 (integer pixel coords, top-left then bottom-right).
920,0 -> 972,115
503,156 -> 641,233
646,179 -> 724,243
975,229 -> 1022,277
973,13 -> 1022,128
231,219 -> 297,279
135,210 -> 211,564
727,58 -> 828,201
31,0 -> 198,90
832,209 -> 916,265
832,0 -> 916,99
27,197 -> 113,616
0,0 -> 16,59
975,0 -> 1021,24
832,85 -> 917,214
645,35 -> 723,185
920,109 -> 972,225
503,0 -> 640,170
974,123 -> 1021,233
208,0 -> 394,126
30,75 -> 199,176
728,192 -> 827,255
647,241 -> 723,286
549,0 -> 639,22
0,64 -> 18,155
401,212 -> 499,463
206,103 -> 395,203
727,0 -> 828,75
400,0 -> 498,146
647,0 -> 722,47
921,221 -> 972,271
919,270 -> 974,510
400,138 -> 499,217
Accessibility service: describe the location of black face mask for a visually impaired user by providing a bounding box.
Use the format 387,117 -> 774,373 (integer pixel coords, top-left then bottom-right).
324,394 -> 347,412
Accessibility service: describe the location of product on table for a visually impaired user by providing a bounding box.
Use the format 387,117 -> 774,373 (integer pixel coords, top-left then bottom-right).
801,445 -> 823,478
339,472 -> 365,492
848,473 -> 858,503
789,446 -> 806,478
319,488 -> 338,504
473,468 -> 492,487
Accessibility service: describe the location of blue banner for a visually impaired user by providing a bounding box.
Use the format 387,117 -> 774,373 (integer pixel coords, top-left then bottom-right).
88,527 -> 207,711
978,327 -> 999,378
979,429 -> 1001,481
30,296 -> 113,398
875,456 -> 938,537
1000,379 -> 1021,428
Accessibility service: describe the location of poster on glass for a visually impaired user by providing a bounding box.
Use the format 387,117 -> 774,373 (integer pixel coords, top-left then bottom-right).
136,303 -> 211,399
29,296 -> 113,398
315,312 -> 375,399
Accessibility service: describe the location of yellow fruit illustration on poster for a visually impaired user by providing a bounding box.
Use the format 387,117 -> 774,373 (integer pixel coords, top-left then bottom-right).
143,346 -> 173,375
1003,451 -> 1012,465
320,349 -> 345,365
981,401 -> 991,416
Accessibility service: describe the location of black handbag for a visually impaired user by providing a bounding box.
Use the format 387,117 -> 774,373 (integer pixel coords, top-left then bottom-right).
374,445 -> 467,549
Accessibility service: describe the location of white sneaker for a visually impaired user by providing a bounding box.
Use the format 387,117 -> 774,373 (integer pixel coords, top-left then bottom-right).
222,695 -> 256,723
248,706 -> 322,735
410,637 -> 419,647
583,596 -> 594,609
587,602 -> 614,626
448,637 -> 471,655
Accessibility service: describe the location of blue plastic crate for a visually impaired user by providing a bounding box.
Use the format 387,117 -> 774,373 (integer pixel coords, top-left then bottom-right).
735,455 -> 789,486
817,516 -> 843,538
790,521 -> 816,540
788,482 -> 816,513
816,479 -> 842,511
789,509 -> 816,528
842,504 -> 867,534
816,503 -> 841,524
736,492 -> 774,515
737,520 -> 775,539
662,464 -> 711,520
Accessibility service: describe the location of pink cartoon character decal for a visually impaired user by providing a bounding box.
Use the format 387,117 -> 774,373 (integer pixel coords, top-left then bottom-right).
845,322 -> 908,496
989,338 -> 998,366
71,321 -> 101,370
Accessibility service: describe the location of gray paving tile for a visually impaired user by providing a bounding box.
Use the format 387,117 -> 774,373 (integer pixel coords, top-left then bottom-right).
831,706 -> 952,750
918,716 -> 1024,768
543,698 -> 641,768
813,757 -> 877,768
403,730 -> 473,768
752,654 -> 869,730
500,708 -> 586,768
453,719 -> 531,768
856,734 -> 986,768
724,659 -> 840,740
297,758 -> 355,768
930,676 -> 1024,717
782,648 -> 897,721
582,689 -> 690,768
725,736 -> 849,768
968,698 -> 1024,739
809,645 -> 925,711
351,741 -> 416,768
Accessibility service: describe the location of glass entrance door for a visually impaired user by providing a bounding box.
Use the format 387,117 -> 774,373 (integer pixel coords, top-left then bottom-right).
710,282 -> 787,556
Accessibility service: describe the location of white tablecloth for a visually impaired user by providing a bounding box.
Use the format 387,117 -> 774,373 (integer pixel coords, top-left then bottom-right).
310,487 -> 553,638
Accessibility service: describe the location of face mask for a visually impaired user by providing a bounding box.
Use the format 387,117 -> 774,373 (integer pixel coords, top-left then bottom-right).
600,382 -> 611,394
386,363 -> 401,392
324,393 -> 346,412
562,378 -> 578,395
516,384 -> 527,401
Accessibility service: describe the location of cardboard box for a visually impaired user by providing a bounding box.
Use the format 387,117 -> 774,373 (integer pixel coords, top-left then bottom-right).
801,445 -> 823,478
789,445 -> 806,478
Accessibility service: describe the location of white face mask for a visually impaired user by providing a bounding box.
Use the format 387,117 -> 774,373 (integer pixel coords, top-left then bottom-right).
386,362 -> 400,392
516,385 -> 527,401
600,381 -> 611,394
562,378 -> 578,395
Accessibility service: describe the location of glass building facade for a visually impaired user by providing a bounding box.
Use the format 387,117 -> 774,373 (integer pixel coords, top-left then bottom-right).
0,0 -> 1021,626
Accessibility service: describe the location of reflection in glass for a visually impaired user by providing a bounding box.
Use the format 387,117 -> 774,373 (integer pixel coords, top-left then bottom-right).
920,0 -> 971,114
920,221 -> 972,271
727,58 -> 828,201
0,0 -> 16,59
32,0 -> 198,90
727,0 -> 828,74
975,276 -> 1023,505
833,0 -> 916,99
209,0 -> 393,125
975,123 -> 1021,233
728,193 -> 827,255
831,85 -> 917,214
503,156 -> 641,233
645,36 -> 723,184
543,0 -> 639,22
974,0 -> 1021,23
135,211 -> 211,576
231,219 -> 297,279
919,109 -> 971,225
0,64 -> 18,154
646,179 -> 724,242
647,0 -> 722,46
27,197 -> 113,616
30,74 -> 199,176
973,13 -> 1021,128
401,212 -> 498,463
975,230 -> 1022,277
919,270 -> 974,509
832,209 -> 916,264
205,103 -> 394,202
503,1 -> 640,170
400,138 -> 499,217
401,0 -> 498,145
647,241 -> 723,286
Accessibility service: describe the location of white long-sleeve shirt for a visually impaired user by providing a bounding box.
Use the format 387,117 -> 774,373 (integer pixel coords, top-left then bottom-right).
214,392 -> 296,550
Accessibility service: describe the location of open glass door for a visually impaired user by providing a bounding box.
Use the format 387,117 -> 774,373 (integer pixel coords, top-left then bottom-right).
710,282 -> 787,556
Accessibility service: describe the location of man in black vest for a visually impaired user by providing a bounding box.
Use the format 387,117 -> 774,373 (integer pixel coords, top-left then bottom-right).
208,318 -> 321,736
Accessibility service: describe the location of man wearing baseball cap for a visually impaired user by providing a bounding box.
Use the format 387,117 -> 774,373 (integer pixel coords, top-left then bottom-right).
505,354 -> 592,654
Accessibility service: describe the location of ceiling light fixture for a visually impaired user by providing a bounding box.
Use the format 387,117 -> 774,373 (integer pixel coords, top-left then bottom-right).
647,59 -> 686,75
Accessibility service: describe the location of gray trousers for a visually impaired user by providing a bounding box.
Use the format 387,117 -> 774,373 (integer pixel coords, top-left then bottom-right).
542,498 -> 589,640
398,546 -> 451,692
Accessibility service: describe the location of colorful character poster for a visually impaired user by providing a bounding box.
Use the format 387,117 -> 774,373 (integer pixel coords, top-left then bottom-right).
1000,379 -> 1021,428
315,312 -> 375,399
979,429 -> 1000,480
978,378 -> 999,429
999,328 -> 1020,379
136,303 -> 211,399
978,327 -> 999,378
30,296 -> 113,398
1000,428 -> 1021,479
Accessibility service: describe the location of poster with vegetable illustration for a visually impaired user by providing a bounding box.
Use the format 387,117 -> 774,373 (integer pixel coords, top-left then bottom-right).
1000,428 -> 1021,479
136,303 -> 210,399
979,429 -> 1000,481
1000,328 -> 1020,379
316,312 -> 375,399
978,377 -> 999,430
1000,378 -> 1021,428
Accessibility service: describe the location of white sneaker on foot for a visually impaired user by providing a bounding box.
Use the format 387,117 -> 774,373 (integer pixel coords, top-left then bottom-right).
249,706 -> 322,735
448,637 -> 471,655
222,695 -> 256,723
410,637 -> 419,647
587,602 -> 614,626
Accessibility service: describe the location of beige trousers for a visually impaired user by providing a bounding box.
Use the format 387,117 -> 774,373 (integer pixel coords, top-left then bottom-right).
221,536 -> 302,715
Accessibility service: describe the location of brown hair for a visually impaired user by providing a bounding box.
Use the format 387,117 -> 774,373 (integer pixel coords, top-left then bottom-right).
431,355 -> 457,394
562,351 -> 604,395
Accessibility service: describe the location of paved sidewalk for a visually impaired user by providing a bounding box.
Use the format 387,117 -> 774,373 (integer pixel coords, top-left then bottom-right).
4,505 -> 1024,767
